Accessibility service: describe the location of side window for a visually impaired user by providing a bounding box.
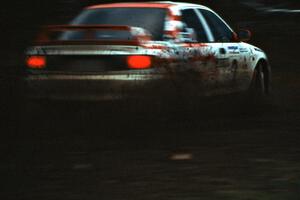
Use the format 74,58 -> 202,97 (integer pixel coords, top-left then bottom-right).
181,9 -> 208,43
200,9 -> 233,42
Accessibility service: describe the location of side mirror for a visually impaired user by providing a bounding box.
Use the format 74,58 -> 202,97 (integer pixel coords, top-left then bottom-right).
237,29 -> 252,42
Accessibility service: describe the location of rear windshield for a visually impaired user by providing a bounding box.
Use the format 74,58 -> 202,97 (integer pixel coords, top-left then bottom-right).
66,8 -> 167,41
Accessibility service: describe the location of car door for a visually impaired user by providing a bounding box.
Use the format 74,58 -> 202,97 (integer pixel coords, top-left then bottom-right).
198,8 -> 246,93
178,8 -> 220,96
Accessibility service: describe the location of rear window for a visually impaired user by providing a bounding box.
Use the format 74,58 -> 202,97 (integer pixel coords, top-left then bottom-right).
65,8 -> 167,41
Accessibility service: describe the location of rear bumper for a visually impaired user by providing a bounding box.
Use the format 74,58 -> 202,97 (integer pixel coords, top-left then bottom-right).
23,72 -> 177,101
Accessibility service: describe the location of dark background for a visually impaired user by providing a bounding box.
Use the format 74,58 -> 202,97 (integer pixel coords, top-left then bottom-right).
1,1 -> 300,200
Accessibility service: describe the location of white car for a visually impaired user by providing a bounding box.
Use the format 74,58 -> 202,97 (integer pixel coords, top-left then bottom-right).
24,1 -> 271,100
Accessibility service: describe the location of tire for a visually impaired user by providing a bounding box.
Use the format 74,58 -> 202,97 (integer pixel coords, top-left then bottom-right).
20,98 -> 50,118
250,62 -> 267,97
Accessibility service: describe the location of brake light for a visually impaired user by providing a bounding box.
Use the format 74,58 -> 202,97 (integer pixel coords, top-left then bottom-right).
26,56 -> 46,69
127,55 -> 151,69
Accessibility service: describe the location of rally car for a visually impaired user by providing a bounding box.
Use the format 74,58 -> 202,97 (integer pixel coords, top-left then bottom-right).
24,1 -> 271,101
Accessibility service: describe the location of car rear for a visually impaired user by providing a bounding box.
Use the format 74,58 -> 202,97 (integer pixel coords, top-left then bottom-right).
23,5 -> 176,100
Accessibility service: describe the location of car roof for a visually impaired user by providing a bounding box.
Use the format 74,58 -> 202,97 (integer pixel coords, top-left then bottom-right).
87,1 -> 211,11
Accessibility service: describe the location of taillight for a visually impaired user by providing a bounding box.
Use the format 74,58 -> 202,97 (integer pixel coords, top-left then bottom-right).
26,56 -> 46,69
127,55 -> 151,69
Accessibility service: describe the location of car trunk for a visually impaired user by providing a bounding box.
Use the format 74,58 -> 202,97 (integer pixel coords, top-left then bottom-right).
27,24 -> 153,73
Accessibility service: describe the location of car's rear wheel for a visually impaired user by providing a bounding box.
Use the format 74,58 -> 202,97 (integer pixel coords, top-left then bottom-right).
21,98 -> 49,118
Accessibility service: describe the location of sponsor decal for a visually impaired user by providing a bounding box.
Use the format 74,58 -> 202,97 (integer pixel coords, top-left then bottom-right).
228,46 -> 238,50
239,48 -> 249,53
227,46 -> 239,54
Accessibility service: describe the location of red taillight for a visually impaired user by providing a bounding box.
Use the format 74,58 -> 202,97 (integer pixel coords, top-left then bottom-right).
26,56 -> 46,69
127,55 -> 151,69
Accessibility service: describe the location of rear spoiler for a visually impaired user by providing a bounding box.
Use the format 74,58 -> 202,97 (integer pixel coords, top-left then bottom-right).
35,25 -> 151,45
